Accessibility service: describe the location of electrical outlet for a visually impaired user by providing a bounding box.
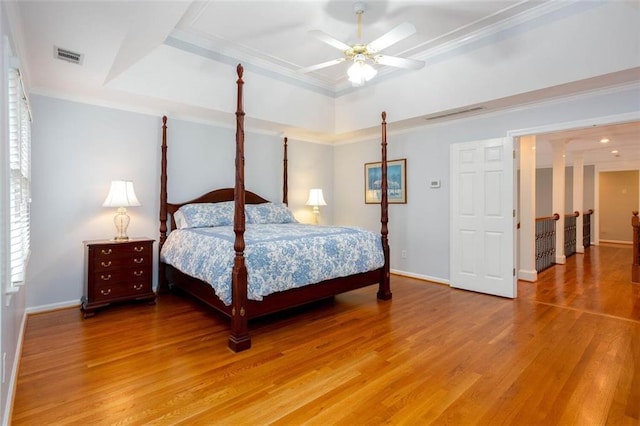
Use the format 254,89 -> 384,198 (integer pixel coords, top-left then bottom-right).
401,250 -> 407,259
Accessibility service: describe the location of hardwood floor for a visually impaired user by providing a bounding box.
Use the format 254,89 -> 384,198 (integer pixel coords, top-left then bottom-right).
11,244 -> 640,425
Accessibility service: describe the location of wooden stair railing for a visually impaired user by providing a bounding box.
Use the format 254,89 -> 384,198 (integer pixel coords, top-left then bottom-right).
633,211 -> 639,284
535,213 -> 560,272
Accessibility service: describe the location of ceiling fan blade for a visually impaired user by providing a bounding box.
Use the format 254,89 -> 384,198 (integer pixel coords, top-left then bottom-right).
367,22 -> 416,53
308,30 -> 352,52
374,55 -> 425,70
298,58 -> 346,74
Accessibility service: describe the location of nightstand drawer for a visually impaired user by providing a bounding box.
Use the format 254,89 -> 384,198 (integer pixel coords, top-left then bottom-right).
93,267 -> 151,283
93,255 -> 152,272
93,242 -> 152,259
93,280 -> 153,302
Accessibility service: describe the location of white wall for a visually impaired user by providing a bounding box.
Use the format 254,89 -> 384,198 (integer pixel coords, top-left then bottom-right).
334,85 -> 640,283
107,45 -> 337,135
27,94 -> 334,309
536,165 -> 595,217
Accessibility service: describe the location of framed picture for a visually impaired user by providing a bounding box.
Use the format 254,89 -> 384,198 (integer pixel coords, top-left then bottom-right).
364,158 -> 407,204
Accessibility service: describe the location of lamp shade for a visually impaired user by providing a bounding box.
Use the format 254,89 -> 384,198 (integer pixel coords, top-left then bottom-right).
102,180 -> 141,208
306,188 -> 327,207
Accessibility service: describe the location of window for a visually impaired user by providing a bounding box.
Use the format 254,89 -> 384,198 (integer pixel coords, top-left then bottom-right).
7,65 -> 31,289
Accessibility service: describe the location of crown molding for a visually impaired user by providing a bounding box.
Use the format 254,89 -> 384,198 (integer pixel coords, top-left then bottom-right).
166,32 -> 337,98
169,0 -> 592,99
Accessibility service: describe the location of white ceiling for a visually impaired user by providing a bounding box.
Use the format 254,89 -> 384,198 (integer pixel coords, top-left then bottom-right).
7,0 -> 640,168
170,0 -> 548,87
14,1 -> 560,94
535,121 -> 640,169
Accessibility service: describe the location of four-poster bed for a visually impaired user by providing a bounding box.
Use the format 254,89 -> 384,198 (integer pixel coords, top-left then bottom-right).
158,64 -> 391,352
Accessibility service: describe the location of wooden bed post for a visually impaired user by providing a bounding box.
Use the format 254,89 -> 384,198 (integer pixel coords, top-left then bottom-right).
283,136 -> 288,205
378,111 -> 392,300
229,64 -> 251,352
158,116 -> 169,293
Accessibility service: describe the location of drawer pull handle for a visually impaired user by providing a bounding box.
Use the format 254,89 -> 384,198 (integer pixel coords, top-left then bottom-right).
100,274 -> 111,281
133,284 -> 143,290
101,249 -> 112,255
134,246 -> 144,252
134,271 -> 144,277
134,258 -> 144,264
100,288 -> 112,296
101,261 -> 112,267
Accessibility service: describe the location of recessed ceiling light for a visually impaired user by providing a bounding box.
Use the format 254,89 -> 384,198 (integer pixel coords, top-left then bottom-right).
611,150 -> 619,154
600,138 -> 610,143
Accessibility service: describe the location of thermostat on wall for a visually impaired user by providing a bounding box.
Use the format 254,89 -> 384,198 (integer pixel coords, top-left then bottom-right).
429,180 -> 441,188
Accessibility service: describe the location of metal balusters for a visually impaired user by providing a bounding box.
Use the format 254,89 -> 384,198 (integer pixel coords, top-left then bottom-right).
535,213 -> 559,272
564,212 -> 579,258
583,209 -> 593,248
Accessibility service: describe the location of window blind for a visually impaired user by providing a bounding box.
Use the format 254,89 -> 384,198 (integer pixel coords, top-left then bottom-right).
8,67 -> 31,286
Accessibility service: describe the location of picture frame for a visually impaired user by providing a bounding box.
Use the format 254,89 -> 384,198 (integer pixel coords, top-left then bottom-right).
364,158 -> 407,204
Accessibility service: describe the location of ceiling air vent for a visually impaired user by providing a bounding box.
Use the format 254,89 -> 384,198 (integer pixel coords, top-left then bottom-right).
424,106 -> 484,121
54,46 -> 83,65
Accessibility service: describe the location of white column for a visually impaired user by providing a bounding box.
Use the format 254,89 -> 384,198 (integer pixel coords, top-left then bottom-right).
572,153 -> 585,254
518,135 -> 537,281
552,142 -> 566,264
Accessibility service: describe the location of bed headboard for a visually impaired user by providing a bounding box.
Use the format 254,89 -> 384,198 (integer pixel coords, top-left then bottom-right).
159,114 -> 288,243
166,188 -> 269,231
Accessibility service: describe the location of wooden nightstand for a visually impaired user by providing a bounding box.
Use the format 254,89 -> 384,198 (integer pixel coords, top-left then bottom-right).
81,238 -> 156,318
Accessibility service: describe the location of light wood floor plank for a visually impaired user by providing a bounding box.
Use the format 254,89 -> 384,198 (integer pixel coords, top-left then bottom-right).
11,244 -> 640,424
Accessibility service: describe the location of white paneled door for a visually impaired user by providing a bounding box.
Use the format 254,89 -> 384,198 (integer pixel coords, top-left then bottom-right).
450,138 -> 516,298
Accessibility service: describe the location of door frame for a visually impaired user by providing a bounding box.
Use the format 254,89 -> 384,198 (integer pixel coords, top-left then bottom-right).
507,110 -> 640,254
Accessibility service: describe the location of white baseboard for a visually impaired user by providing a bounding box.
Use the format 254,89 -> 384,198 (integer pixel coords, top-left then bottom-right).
518,269 -> 538,282
391,269 -> 450,285
599,239 -> 632,245
25,299 -> 80,315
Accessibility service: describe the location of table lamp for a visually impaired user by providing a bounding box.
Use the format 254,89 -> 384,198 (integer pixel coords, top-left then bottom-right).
305,188 -> 327,224
102,180 -> 141,240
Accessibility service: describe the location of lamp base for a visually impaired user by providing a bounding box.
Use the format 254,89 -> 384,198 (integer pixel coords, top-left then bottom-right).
113,207 -> 131,241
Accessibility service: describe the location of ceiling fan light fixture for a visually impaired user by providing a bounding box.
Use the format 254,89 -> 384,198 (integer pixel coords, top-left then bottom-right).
348,57 -> 377,86
303,1 -> 421,84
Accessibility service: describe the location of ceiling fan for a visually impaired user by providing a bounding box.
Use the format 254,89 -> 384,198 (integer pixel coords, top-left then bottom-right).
299,1 -> 425,86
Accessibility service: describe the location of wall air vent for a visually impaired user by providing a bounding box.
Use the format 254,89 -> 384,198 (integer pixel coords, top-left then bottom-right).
54,46 -> 83,65
424,106 -> 484,121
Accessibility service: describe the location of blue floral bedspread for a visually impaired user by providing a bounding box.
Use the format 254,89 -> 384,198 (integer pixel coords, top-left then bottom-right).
160,224 -> 385,305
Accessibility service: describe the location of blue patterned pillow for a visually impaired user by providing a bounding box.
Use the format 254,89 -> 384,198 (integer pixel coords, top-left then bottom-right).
176,202 -> 235,229
246,203 -> 297,224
